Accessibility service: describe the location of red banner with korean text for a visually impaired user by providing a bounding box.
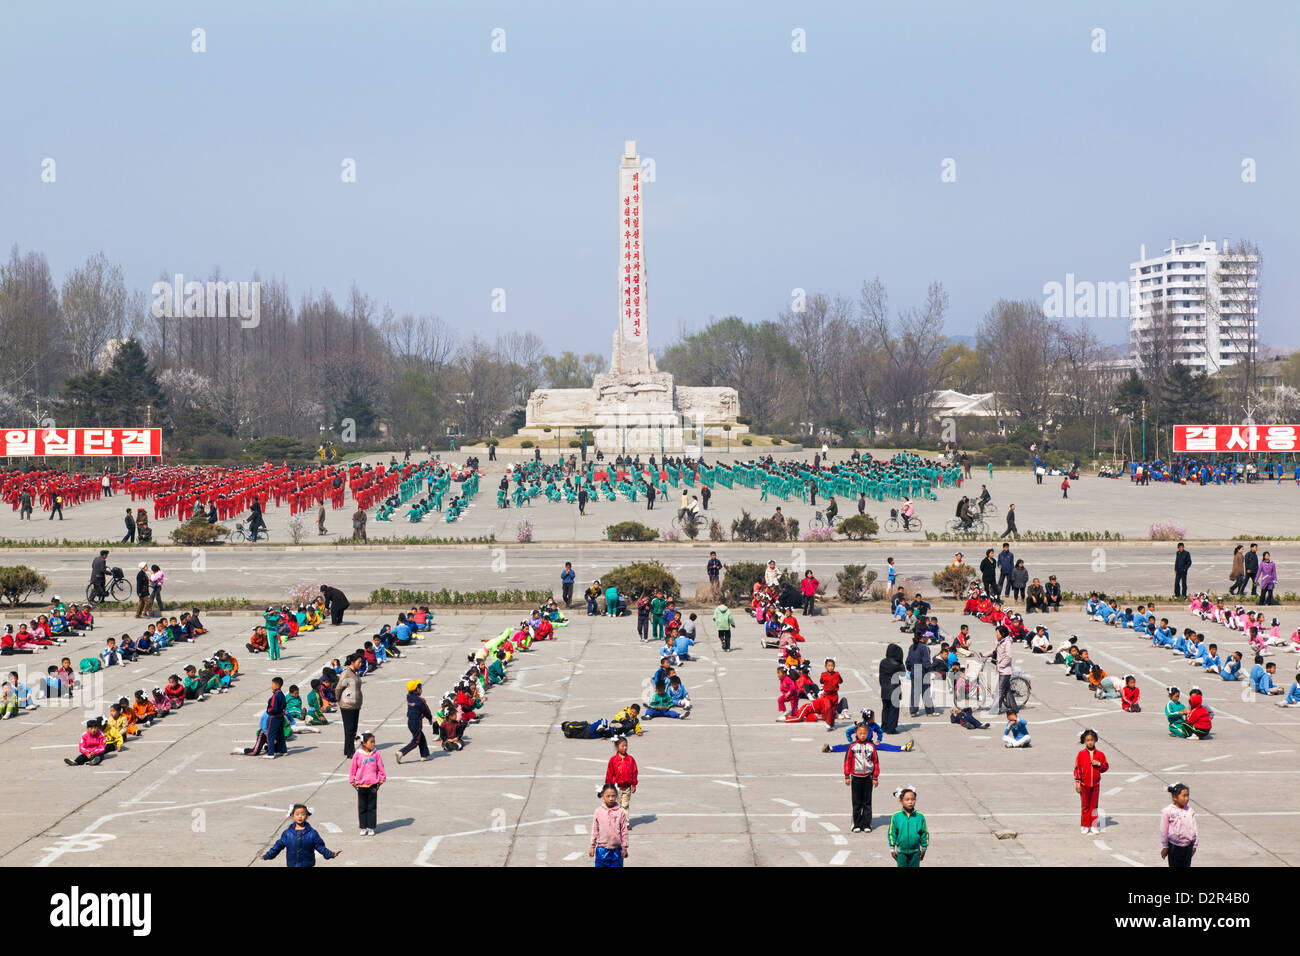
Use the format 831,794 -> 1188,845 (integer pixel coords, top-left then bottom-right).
0,428 -> 162,457
1172,425 -> 1300,454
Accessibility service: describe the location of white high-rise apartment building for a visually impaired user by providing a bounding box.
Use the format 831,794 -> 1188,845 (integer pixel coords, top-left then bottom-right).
1128,237 -> 1259,374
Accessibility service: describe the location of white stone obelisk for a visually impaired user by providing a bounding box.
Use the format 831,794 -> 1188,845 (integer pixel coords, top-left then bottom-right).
612,140 -> 650,374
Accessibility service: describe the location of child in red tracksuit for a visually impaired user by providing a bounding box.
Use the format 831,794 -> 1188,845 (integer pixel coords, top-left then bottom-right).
1073,728 -> 1108,833
605,737 -> 638,812
778,666 -> 798,713
819,658 -> 847,718
1121,675 -> 1141,713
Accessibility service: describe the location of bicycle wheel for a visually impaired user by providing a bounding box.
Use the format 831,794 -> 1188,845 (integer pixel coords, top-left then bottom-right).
884,517 -> 900,533
811,514 -> 826,531
110,578 -> 132,601
85,584 -> 100,605
1010,675 -> 1031,709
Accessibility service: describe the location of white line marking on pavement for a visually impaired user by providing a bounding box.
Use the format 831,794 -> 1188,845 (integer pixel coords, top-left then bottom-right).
572,824 -> 585,834
119,801 -> 174,805
818,821 -> 841,832
790,738 -> 813,742
94,770 -> 130,774
485,749 -> 524,755
644,765 -> 683,774
562,851 -> 582,861
1036,710 -> 1121,725
124,752 -> 199,805
1259,749 -> 1294,754
831,835 -> 848,845
570,757 -> 605,764
30,745 -> 68,750
712,780 -> 744,788
829,850 -> 850,865
1104,787 -> 1123,796
502,792 -> 525,800
1162,764 -> 1187,772
196,769 -> 234,773
1113,854 -> 1144,867
321,822 -> 342,833
1201,754 -> 1232,762
772,798 -> 799,807
1126,773 -> 1149,783
1093,840 -> 1111,851
246,805 -> 290,813
548,809 -> 568,816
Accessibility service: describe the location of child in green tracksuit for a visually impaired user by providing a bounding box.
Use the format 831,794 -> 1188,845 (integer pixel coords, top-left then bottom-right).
650,591 -> 666,641
487,650 -> 507,685
267,624 -> 283,661
306,680 -> 329,725
888,785 -> 929,867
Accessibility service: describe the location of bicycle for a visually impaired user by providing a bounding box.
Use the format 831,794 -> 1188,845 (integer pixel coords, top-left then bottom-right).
947,514 -> 988,535
670,511 -> 702,534
953,655 -> 1031,711
809,510 -> 841,531
976,497 -> 995,515
86,566 -> 130,604
884,508 -> 923,533
228,521 -> 271,543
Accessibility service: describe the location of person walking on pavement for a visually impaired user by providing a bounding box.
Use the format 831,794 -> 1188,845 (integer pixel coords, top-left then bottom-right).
1000,503 -> 1018,540
561,562 -> 576,608
351,506 -> 367,543
317,503 -> 327,536
19,487 -> 32,520
134,562 -> 151,618
713,602 -> 735,652
123,508 -> 136,543
49,491 -> 63,520
700,484 -> 711,511
338,653 -> 363,758
1173,542 -> 1192,599
1228,545 -> 1246,595
396,679 -> 433,763
646,483 -> 656,510
997,543 -> 1015,597
578,486 -> 588,517
1246,542 -> 1260,596
149,564 -> 166,613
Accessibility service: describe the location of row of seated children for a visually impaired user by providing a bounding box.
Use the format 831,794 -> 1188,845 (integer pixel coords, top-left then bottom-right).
1188,594 -> 1295,654
65,655 -> 237,767
94,613 -> 208,670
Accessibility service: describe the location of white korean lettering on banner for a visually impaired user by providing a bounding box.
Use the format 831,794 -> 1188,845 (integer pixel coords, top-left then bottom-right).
1224,426 -> 1258,451
1182,426 -> 1217,452
120,430 -> 154,455
42,429 -> 75,455
1264,426 -> 1298,452
2,429 -> 36,456
81,429 -> 113,455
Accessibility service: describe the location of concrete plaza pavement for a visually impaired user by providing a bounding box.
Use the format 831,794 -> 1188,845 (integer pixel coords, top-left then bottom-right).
7,451 -> 1300,545
2,607 -> 1296,867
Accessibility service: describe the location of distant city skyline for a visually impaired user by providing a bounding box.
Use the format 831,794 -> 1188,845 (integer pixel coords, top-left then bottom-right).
2,0 -> 1296,354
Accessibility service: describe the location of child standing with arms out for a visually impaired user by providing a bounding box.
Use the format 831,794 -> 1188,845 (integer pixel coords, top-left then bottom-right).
1159,782 -> 1198,867
1073,728 -> 1108,833
261,804 -> 340,867
589,783 -> 629,867
888,785 -> 929,866
605,736 -> 638,812
349,732 -> 385,836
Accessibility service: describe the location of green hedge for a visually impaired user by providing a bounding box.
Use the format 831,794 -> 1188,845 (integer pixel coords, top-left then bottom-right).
602,561 -> 680,600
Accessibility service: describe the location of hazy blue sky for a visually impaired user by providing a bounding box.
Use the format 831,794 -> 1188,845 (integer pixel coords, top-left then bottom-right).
3,0 -> 1297,354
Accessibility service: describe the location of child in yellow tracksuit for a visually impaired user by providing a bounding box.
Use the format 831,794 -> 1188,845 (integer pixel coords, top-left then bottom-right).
103,707 -> 130,749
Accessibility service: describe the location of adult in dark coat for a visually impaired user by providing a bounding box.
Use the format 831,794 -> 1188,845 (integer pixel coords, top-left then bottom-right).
878,643 -> 906,735
123,508 -> 136,543
906,635 -> 935,717
320,584 -> 350,625
1173,543 -> 1192,599
1245,543 -> 1260,596
979,548 -> 997,594
997,543 -> 1015,597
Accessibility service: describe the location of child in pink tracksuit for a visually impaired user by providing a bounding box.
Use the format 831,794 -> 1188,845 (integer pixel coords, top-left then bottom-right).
778,666 -> 798,713
349,732 -> 386,836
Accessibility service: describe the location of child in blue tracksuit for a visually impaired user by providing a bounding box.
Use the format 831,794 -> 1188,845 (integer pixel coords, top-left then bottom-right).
1253,660 -> 1283,696
261,804 -> 339,866
1279,675 -> 1300,707
1169,629 -> 1192,656
1220,651 -> 1243,681
1200,643 -> 1221,673
672,631 -> 695,661
823,711 -> 914,754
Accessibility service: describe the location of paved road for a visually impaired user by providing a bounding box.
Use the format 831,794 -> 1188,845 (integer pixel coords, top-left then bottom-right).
16,541 -> 1300,604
